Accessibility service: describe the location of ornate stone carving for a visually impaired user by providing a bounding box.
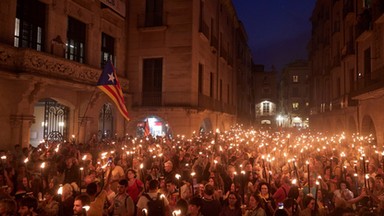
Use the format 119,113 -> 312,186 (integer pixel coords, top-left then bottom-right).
0,44 -> 129,91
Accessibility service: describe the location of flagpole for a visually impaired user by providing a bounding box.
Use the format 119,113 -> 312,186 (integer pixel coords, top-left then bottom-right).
77,88 -> 97,143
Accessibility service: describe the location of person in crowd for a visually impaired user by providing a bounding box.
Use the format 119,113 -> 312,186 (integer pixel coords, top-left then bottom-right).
136,179 -> 170,216
258,182 -> 276,216
187,196 -> 204,216
246,192 -> 266,216
58,183 -> 75,216
73,194 -> 91,216
105,158 -> 125,193
219,191 -> 242,216
299,196 -> 315,216
86,181 -> 107,216
163,160 -> 176,183
333,180 -> 354,208
18,196 -> 38,216
126,169 -> 144,204
223,165 -> 239,194
40,189 -> 59,216
286,186 -> 301,216
175,198 -> 189,216
108,179 -> 134,216
273,176 -> 291,204
63,157 -> 79,185
200,184 -> 222,216
0,198 -> 16,216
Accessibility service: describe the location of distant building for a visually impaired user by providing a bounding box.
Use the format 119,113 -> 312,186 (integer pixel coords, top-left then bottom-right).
254,65 -> 279,127
280,60 -> 310,128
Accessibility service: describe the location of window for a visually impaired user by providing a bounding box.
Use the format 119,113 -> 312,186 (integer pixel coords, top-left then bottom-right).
292,87 -> 299,97
198,64 -> 203,93
262,102 -> 270,113
292,102 -> 299,110
66,17 -> 86,63
143,58 -> 163,93
101,33 -> 115,68
14,0 -> 46,51
293,75 -> 299,83
145,0 -> 163,27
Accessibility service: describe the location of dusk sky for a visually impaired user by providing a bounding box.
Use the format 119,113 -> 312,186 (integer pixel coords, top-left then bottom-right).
232,0 -> 317,71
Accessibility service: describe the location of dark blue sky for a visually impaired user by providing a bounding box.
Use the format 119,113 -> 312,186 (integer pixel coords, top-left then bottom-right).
232,0 -> 316,71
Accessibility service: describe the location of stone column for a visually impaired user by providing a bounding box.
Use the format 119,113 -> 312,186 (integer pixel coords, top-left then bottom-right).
10,115 -> 35,149
78,116 -> 93,144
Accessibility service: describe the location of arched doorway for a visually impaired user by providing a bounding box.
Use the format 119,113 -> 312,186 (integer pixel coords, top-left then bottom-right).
30,99 -> 69,146
199,118 -> 213,134
136,116 -> 171,138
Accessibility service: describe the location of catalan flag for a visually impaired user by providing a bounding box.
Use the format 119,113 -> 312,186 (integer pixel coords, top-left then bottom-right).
144,119 -> 150,137
97,61 -> 130,121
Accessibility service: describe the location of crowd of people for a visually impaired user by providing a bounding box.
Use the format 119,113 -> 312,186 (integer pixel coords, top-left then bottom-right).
0,125 -> 383,216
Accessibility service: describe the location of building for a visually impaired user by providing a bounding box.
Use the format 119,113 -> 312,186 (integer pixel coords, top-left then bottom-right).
126,0 -> 253,136
309,0 -> 384,144
0,0 -> 254,149
280,60 -> 310,128
254,65 -> 279,127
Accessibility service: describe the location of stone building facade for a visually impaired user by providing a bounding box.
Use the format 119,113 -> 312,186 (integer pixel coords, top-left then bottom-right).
309,0 -> 384,145
0,0 -> 254,149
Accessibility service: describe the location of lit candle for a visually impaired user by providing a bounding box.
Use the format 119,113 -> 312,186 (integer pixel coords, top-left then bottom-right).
306,160 -> 310,192
175,174 -> 181,198
191,172 -> 196,196
314,180 -> 319,214
79,167 -> 84,189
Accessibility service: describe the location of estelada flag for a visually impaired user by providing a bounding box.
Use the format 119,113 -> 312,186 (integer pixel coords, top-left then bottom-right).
144,119 -> 150,137
97,61 -> 130,121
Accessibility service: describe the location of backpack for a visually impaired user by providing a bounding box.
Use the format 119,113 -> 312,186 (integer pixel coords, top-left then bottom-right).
143,193 -> 165,216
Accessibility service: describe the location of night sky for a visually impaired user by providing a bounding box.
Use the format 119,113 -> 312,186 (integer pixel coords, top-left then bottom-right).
232,0 -> 317,71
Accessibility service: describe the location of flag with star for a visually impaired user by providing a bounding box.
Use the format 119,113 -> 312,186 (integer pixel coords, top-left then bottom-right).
143,118 -> 150,137
97,61 -> 130,121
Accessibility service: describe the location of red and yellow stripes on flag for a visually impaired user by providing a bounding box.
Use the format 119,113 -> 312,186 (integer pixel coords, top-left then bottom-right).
144,119 -> 150,136
97,61 -> 130,121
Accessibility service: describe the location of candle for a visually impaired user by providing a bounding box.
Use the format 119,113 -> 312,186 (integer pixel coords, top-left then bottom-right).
362,155 -> 367,188
79,167 -> 84,189
175,174 -> 181,198
140,163 -> 144,180
314,180 -> 319,214
191,172 -> 196,197
306,160 -> 310,193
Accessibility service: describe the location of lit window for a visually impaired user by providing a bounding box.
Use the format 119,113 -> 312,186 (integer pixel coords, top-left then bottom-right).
262,102 -> 270,113
292,102 -> 299,110
293,75 -> 299,83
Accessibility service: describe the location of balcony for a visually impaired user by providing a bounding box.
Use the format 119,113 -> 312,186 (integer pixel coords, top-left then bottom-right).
0,43 -> 129,90
352,66 -> 384,94
199,20 -> 210,40
198,94 -> 236,114
132,92 -> 236,114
